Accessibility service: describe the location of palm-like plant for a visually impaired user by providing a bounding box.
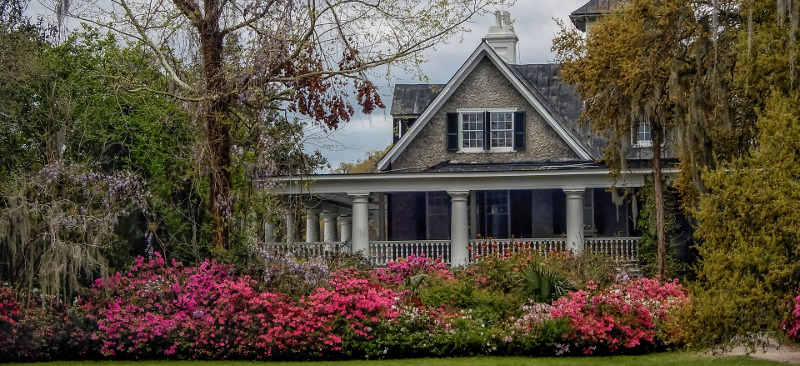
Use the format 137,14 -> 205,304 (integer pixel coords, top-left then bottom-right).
522,264 -> 573,303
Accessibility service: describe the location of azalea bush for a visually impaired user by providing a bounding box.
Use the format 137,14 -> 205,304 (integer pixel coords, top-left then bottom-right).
549,278 -> 689,355
82,254 -> 400,359
782,285 -> 800,340
0,285 -> 95,362
375,254 -> 454,285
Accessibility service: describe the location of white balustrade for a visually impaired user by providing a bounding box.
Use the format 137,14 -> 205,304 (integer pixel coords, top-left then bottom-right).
257,242 -> 350,261
368,240 -> 451,266
257,237 -> 640,267
583,237 -> 639,263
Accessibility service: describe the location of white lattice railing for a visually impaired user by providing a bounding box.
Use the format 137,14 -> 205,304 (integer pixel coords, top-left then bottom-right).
368,240 -> 451,266
467,238 -> 567,263
257,242 -> 350,261
583,237 -> 639,263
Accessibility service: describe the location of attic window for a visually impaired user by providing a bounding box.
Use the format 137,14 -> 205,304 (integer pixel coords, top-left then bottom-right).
446,109 -> 526,152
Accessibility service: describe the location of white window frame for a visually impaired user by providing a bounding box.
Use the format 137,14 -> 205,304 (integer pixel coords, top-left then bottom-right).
633,120 -> 652,147
459,111 -> 485,151
457,108 -> 517,152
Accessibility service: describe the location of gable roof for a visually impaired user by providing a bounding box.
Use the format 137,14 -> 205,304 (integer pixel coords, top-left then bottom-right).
390,84 -> 445,116
377,42 -> 595,171
570,0 -> 627,31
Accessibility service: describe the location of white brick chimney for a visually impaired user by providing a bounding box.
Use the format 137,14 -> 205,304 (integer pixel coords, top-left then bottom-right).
485,10 -> 518,64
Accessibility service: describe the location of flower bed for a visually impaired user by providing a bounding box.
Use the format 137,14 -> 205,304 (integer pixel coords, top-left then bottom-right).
2,251 -> 691,361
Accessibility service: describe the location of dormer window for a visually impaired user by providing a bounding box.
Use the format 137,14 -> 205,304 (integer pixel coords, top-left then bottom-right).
634,120 -> 652,147
446,109 -> 526,152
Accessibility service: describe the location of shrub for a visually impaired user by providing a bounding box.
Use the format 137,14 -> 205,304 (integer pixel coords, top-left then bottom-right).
375,254 -> 454,286
782,285 -> 800,341
550,277 -> 689,355
257,251 -> 330,298
0,285 -> 96,362
543,250 -> 618,289
82,254 -> 401,359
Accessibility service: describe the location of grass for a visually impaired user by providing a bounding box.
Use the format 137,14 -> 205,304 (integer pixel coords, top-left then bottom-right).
5,352 -> 785,366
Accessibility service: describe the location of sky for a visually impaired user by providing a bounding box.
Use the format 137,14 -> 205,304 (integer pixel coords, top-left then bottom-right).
309,1 -> 592,171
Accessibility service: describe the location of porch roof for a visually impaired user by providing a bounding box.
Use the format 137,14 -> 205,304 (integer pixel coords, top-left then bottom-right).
263,167 -> 677,196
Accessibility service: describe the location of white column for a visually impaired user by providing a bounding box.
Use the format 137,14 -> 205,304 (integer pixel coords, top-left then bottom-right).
564,189 -> 585,252
306,209 -> 321,243
448,190 -> 470,266
321,211 -> 340,243
350,193 -> 370,255
284,213 -> 296,243
264,221 -> 276,243
339,216 -> 352,242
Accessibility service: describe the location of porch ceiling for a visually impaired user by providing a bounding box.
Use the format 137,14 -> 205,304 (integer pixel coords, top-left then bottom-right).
262,168 -> 677,195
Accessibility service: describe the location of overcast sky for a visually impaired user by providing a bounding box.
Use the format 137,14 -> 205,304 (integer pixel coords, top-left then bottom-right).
312,1 -> 591,172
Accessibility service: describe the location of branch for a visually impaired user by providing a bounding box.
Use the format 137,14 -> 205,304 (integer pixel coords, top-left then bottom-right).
171,0 -> 203,27
118,0 -> 197,93
220,0 -> 277,35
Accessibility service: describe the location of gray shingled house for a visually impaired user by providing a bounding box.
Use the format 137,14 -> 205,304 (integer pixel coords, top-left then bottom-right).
266,7 -> 676,266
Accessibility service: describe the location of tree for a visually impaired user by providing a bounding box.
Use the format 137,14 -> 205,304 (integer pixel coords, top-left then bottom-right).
686,0 -> 800,349
62,0 -> 508,251
689,92 -> 800,350
552,0 -> 751,276
0,24 -> 207,297
333,146 -> 389,174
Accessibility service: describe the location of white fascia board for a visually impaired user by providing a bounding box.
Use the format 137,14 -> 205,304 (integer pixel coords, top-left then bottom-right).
377,43 -> 495,171
266,168 -> 678,195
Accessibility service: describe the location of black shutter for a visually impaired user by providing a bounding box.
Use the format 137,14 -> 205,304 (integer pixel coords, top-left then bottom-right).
513,111 -> 526,151
483,111 -> 491,150
446,113 -> 459,151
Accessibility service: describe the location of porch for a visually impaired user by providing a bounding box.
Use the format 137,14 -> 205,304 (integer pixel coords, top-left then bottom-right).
260,167 -> 669,266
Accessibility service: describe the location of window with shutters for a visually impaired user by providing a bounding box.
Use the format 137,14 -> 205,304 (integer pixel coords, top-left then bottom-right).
461,112 -> 484,149
447,109 -> 525,152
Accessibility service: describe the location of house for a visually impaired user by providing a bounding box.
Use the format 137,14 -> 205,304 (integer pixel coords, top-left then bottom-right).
264,7 -> 680,266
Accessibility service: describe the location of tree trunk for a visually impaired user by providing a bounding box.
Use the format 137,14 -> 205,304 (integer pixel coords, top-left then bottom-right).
651,122 -> 666,278
199,12 -> 232,251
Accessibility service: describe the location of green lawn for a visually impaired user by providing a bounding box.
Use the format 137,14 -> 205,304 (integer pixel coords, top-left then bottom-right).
7,352 -> 785,366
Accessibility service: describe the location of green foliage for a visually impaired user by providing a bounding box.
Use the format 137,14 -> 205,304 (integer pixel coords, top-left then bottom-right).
417,276 -> 518,327
688,92 -> 800,351
521,265 -> 572,303
636,179 -> 687,279
540,251 -> 618,290
333,146 -> 389,174
0,26 -> 211,296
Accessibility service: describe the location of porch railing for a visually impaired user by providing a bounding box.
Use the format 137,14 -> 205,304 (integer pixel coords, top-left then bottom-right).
256,237 -> 640,266
583,237 -> 639,263
467,238 -> 567,263
368,240 -> 451,266
257,242 -> 350,261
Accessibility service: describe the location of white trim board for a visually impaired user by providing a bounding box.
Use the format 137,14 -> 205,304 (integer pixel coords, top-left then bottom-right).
266,168 -> 678,195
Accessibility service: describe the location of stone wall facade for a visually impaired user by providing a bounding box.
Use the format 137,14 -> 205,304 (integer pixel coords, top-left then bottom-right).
390,57 -> 580,171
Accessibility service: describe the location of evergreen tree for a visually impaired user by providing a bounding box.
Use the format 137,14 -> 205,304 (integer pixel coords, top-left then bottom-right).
689,92 -> 800,350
